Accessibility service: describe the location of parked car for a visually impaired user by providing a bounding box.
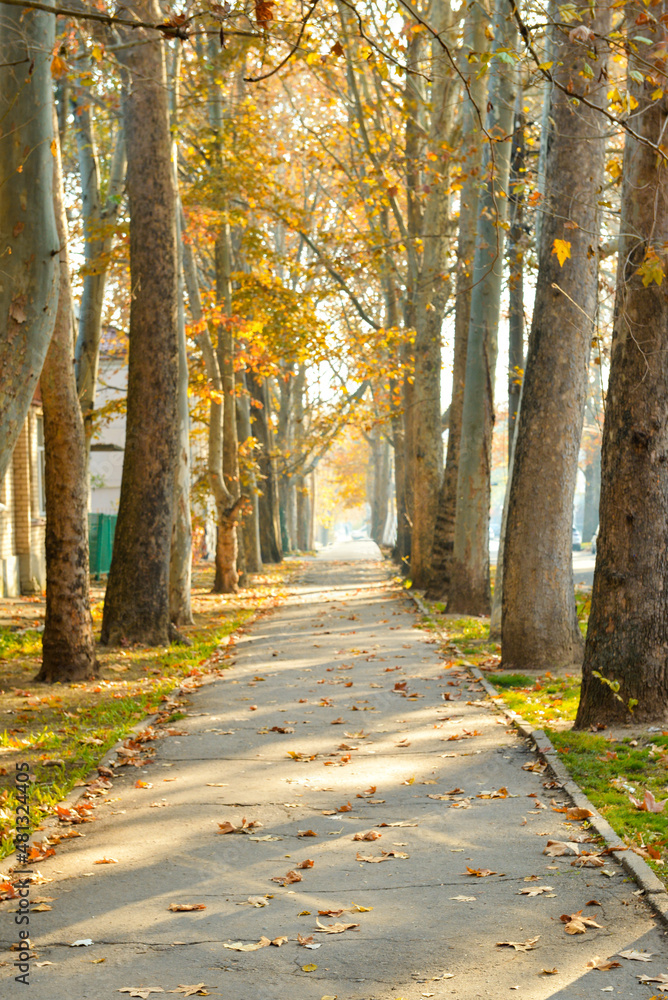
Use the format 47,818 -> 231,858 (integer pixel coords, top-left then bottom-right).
572,526 -> 582,551
591,524 -> 599,554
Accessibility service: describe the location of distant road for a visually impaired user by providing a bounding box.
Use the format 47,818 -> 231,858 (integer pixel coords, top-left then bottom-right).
490,540 -> 596,587
316,538 -> 382,561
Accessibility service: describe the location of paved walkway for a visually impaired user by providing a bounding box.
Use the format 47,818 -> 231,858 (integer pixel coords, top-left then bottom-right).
5,559 -> 668,999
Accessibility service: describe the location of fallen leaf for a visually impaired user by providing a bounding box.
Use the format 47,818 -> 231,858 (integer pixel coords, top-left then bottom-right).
450,895 -> 476,902
31,902 -> 52,911
296,859 -> 314,869
497,936 -> 540,951
618,949 -> 653,961
376,820 -> 418,828
353,830 -> 382,841
298,830 -> 318,837
297,933 -> 315,945
587,958 -> 621,971
337,801 -> 353,812
168,903 -> 206,912
543,840 -> 580,856
519,885 -> 554,897
71,939 -> 94,947
118,991 -> 164,999
271,870 -> 302,886
560,910 -> 603,934
552,806 -> 593,821
94,857 -> 118,864
271,936 -> 288,946
167,987 -> 210,997
629,789 -> 667,813
637,973 -> 668,989
541,968 -> 558,975
318,908 -> 345,917
464,867 -> 498,877
302,964 -> 318,972
356,785 -> 377,798
243,896 -> 269,907
314,918 -> 359,934
223,937 -> 271,952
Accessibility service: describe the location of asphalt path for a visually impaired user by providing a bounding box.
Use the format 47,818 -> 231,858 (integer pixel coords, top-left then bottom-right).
7,557 -> 667,999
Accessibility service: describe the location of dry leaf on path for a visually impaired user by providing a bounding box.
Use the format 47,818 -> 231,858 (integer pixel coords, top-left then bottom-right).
167,987 -> 209,997
541,968 -> 558,975
356,849 -> 408,863
377,820 -> 418,828
318,908 -> 345,917
451,798 -> 471,809
522,761 -> 547,773
296,859 -> 314,869
223,937 -> 271,952
552,806 -> 593,821
297,934 -> 315,945
217,818 -> 262,835
94,857 -> 118,864
543,840 -> 580,856
586,958 -> 621,971
637,973 -> 668,990
497,936 -> 540,951
271,870 -> 303,886
356,785 -> 376,797
618,949 -> 653,961
302,964 -> 318,972
338,802 -> 353,812
168,903 -> 206,912
353,831 -> 382,841
298,830 -> 318,837
271,936 -> 288,946
464,867 -> 498,877
450,895 -> 476,902
519,885 -> 554,897
315,918 -> 359,934
560,911 -> 603,934
118,990 -> 164,999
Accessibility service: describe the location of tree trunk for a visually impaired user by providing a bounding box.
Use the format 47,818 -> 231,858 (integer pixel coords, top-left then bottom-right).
426,0 -> 487,601
582,450 -> 601,543
247,373 -> 282,563
507,101 -> 525,461
502,6 -> 610,670
447,0 -> 518,615
237,376 -> 263,573
36,118 -> 98,683
169,195 -> 194,626
575,9 -> 668,726
100,1 -> 178,646
74,103 -> 126,453
407,0 -> 456,588
0,2 -> 59,480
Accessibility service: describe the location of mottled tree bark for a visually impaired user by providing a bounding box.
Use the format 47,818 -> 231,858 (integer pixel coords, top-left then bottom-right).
447,0 -> 518,615
37,119 -> 98,683
426,0 -> 487,601
575,7 -> 668,725
101,0 -> 178,646
247,373 -> 282,563
0,1 -> 58,479
502,7 -> 610,670
74,91 -> 126,452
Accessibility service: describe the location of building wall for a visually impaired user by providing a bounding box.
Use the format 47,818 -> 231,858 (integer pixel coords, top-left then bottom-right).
0,406 -> 46,597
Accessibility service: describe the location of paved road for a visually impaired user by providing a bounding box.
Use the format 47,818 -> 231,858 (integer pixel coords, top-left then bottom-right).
7,558 -> 667,999
317,539 -> 383,561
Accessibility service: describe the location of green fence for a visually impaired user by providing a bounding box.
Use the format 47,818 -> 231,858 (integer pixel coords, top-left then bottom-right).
88,513 -> 117,579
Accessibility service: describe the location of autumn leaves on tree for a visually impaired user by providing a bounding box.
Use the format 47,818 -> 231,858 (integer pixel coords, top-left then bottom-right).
1,0 -> 667,725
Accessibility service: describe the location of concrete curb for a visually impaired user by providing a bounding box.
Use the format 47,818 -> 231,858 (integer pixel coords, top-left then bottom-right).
409,590 -> 668,927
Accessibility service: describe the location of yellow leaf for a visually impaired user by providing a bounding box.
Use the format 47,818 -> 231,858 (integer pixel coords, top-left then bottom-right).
50,138 -> 57,158
552,239 -> 571,267
302,964 -> 318,972
51,55 -> 67,78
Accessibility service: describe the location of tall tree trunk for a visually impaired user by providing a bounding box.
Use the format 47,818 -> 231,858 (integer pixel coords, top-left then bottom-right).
426,0 -> 487,600
582,449 -> 601,543
408,0 -> 456,588
101,1 -> 178,646
507,101 -> 525,460
170,192 -> 194,626
447,0 -> 518,615
502,7 -> 610,670
0,1 -> 58,480
36,117 -> 98,683
168,44 -> 193,627
247,373 -> 282,563
74,103 -> 126,454
237,375 -> 262,573
575,7 -> 668,726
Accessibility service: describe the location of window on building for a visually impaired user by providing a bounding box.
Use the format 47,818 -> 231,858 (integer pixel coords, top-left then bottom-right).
36,416 -> 46,516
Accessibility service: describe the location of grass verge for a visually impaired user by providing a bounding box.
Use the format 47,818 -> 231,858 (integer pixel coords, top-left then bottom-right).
0,560 -> 299,860
419,593 -> 668,886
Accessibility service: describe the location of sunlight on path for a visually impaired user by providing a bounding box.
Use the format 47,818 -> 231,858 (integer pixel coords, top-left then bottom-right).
316,538 -> 382,560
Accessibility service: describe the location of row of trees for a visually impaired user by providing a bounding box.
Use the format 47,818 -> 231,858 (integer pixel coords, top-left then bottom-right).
0,0 -> 666,726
